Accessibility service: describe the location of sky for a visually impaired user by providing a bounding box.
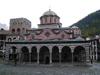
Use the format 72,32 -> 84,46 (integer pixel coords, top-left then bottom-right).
0,0 -> 100,29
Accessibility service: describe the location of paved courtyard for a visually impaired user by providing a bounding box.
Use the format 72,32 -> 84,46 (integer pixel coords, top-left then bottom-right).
0,60 -> 100,75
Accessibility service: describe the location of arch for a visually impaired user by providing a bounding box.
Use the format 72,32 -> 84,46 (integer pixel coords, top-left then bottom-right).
0,51 -> 3,58
52,46 -> 59,62
22,28 -> 25,34
9,46 -> 18,61
8,38 -> 12,42
17,28 -> 20,33
21,46 -> 29,62
12,29 -> 15,34
31,46 -> 37,62
39,46 -> 49,64
13,37 -> 16,40
61,46 -> 71,62
45,56 -> 49,64
74,46 -> 86,63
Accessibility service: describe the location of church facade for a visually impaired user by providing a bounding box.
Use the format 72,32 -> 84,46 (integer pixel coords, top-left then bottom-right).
4,9 -> 100,65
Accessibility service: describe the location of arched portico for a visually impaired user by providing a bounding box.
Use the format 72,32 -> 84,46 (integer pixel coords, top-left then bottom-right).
9,46 -> 18,61
39,46 -> 50,64
52,46 -> 59,62
74,46 -> 86,63
31,46 -> 37,62
21,46 -> 29,62
61,46 -> 71,62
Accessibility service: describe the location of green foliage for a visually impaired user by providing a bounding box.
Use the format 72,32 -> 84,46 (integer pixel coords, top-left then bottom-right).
71,10 -> 100,38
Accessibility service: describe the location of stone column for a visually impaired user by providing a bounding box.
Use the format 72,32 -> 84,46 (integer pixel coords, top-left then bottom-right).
49,46 -> 52,64
3,41 -> 5,58
37,52 -> 39,64
85,46 -> 90,65
5,46 -> 9,64
95,41 -> 98,60
50,52 -> 52,64
90,46 -> 92,60
37,46 -> 40,64
29,53 -> 31,63
59,46 -> 62,63
18,48 -> 21,62
59,53 -> 61,63
92,41 -> 95,60
72,52 -> 74,63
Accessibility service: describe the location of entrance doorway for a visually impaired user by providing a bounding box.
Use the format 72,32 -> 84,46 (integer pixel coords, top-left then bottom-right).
45,56 -> 49,64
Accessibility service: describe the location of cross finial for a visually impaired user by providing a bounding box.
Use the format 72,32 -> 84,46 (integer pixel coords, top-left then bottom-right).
49,6 -> 51,11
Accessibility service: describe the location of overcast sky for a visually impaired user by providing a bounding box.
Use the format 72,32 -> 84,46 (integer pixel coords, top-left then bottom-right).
0,0 -> 100,29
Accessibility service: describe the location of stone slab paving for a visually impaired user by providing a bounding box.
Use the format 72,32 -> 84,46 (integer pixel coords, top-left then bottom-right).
0,60 -> 100,75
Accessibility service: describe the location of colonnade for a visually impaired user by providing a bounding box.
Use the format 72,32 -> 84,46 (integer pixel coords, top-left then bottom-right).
90,40 -> 98,60
6,43 -> 89,64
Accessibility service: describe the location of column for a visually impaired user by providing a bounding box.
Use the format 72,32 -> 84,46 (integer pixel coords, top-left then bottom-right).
86,46 -> 90,65
49,47 -> 52,64
29,53 -> 31,63
37,52 -> 39,64
92,42 -> 94,60
59,53 -> 61,63
5,47 -> 9,64
37,46 -> 40,64
95,41 -> 98,60
18,52 -> 20,62
3,41 -> 5,58
72,52 -> 73,63
90,46 -> 92,60
50,52 -> 52,64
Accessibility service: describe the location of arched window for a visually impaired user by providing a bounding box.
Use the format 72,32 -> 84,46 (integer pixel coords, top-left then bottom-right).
45,17 -> 47,23
50,17 -> 52,23
41,18 -> 43,24
13,37 -> 16,40
76,30 -> 77,34
32,35 -> 34,39
8,38 -> 12,42
54,17 -> 56,23
23,28 -> 25,34
62,34 -> 64,38
12,29 -> 15,34
17,28 -> 20,33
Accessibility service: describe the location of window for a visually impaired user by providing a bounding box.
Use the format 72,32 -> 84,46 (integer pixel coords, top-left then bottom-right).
17,28 -> 20,33
45,17 -> 47,23
62,34 -> 64,38
13,37 -> 16,40
8,38 -> 12,42
45,32 -> 50,37
23,28 -> 25,34
12,29 -> 15,34
54,17 -> 56,23
32,35 -> 34,39
50,17 -> 52,23
76,30 -> 77,34
41,18 -> 43,24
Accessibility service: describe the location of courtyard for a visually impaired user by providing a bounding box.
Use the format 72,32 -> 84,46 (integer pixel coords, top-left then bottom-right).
0,59 -> 100,75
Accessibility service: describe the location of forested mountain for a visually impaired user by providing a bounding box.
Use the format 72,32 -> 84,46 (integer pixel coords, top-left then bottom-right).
71,10 -> 100,38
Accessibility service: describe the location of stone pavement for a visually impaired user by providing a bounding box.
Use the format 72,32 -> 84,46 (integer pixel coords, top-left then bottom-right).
0,60 -> 100,75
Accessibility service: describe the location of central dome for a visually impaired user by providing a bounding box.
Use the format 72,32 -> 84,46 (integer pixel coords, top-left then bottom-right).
43,9 -> 57,16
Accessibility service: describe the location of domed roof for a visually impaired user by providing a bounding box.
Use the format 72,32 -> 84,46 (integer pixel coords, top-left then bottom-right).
75,36 -> 85,41
71,26 -> 79,29
43,9 -> 57,16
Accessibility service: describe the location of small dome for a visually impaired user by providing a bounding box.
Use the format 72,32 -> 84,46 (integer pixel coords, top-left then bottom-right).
71,26 -> 78,29
75,36 -> 85,41
43,9 -> 57,16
